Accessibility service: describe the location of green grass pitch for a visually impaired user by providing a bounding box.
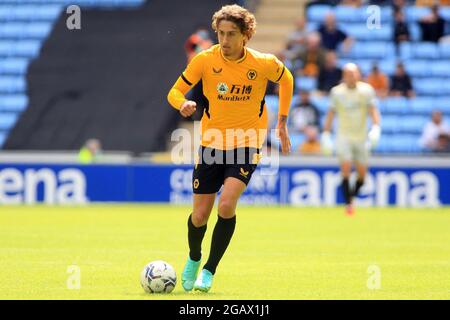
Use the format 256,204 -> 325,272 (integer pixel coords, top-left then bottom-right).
1,205 -> 450,299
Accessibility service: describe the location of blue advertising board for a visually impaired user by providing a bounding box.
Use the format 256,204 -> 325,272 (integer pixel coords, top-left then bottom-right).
0,162 -> 448,206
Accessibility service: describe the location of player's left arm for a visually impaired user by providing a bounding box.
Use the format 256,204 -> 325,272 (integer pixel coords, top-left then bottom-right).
277,68 -> 294,155
266,55 -> 294,154
167,52 -> 204,117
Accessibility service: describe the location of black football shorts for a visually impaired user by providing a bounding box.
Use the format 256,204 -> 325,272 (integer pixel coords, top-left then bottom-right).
192,146 -> 260,194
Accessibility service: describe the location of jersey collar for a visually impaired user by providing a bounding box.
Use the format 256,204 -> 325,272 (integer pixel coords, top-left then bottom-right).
220,47 -> 247,64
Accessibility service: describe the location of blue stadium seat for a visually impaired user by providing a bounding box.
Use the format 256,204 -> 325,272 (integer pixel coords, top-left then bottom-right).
439,43 -> 450,59
408,23 -> 421,42
0,22 -> 24,38
384,97 -> 409,114
12,5 -> 36,20
404,60 -> 429,77
0,76 -> 26,93
381,115 -> 400,134
439,6 -> 450,21
375,134 -> 392,153
264,95 -> 279,115
378,59 -> 396,76
342,42 -> 395,59
14,40 -> 42,57
399,115 -> 427,133
380,6 -> 394,23
434,97 -> 450,113
0,41 -> 14,56
0,131 -> 6,147
290,133 -> 305,152
399,42 -> 412,60
335,6 -> 364,22
69,0 -> 145,8
0,58 -> 29,75
412,43 -> 439,59
306,5 -> 333,23
0,112 -> 18,130
295,77 -> 317,91
11,5 -> 62,21
405,6 -> 431,22
310,95 -> 329,114
388,134 -> 421,153
430,61 -> 450,77
377,98 -> 388,114
0,22 -> 52,39
410,97 -> 434,114
414,79 -> 444,96
340,23 -> 392,41
334,5 -> 393,23
306,22 -> 319,33
0,6 -> 13,22
25,22 -> 53,39
0,94 -> 28,112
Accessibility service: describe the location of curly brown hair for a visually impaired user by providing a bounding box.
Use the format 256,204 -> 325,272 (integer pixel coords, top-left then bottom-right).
211,4 -> 257,40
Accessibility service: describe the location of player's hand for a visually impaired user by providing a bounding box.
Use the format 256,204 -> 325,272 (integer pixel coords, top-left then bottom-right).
320,131 -> 333,155
179,100 -> 197,118
368,124 -> 381,149
276,123 -> 291,155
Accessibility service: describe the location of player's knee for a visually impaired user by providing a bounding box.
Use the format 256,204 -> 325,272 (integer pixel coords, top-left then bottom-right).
218,199 -> 236,218
192,209 -> 210,226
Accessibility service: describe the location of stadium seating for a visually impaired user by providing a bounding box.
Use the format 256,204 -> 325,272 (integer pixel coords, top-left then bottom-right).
0,0 -> 146,148
291,4 -> 450,154
295,76 -> 317,91
0,94 -> 28,112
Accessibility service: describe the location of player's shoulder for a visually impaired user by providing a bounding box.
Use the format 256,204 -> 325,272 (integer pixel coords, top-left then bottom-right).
357,81 -> 376,94
246,47 -> 279,63
330,82 -> 346,95
192,44 -> 220,61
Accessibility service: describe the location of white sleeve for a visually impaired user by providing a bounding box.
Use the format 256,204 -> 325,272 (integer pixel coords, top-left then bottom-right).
367,86 -> 377,109
329,88 -> 337,112
419,123 -> 435,148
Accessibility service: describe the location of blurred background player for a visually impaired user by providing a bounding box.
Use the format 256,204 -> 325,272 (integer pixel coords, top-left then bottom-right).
78,138 -> 102,164
167,4 -> 293,293
184,27 -> 214,121
366,62 -> 389,99
299,125 -> 321,155
321,63 -> 381,215
419,110 -> 450,152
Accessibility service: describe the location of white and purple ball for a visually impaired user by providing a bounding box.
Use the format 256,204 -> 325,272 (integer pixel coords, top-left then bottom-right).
140,260 -> 177,294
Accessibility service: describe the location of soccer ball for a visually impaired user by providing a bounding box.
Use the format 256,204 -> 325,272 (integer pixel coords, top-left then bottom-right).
140,260 -> 177,293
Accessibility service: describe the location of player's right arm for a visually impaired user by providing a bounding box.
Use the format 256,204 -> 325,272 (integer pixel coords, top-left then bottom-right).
321,89 -> 336,155
367,87 -> 381,148
323,109 -> 335,133
167,53 -> 204,118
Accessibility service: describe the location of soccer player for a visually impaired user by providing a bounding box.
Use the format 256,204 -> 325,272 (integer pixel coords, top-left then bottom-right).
167,4 -> 293,292
321,63 -> 381,215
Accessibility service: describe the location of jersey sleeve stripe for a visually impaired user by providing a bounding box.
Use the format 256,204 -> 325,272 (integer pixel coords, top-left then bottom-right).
275,66 -> 285,82
259,98 -> 265,117
181,73 -> 193,86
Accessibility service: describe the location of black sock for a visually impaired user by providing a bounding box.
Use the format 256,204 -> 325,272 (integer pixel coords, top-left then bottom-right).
353,178 -> 365,197
342,178 -> 352,205
204,215 -> 236,275
187,214 -> 207,262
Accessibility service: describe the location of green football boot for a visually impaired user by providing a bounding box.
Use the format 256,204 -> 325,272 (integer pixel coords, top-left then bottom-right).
181,257 -> 201,291
194,269 -> 214,292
